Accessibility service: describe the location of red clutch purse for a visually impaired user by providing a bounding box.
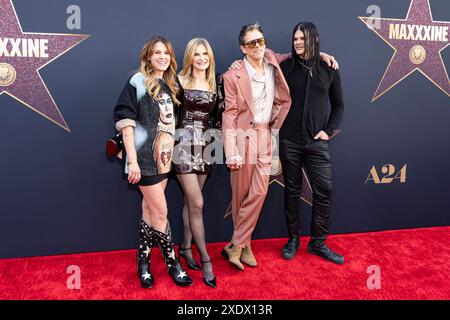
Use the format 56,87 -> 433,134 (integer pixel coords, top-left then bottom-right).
106,133 -> 122,157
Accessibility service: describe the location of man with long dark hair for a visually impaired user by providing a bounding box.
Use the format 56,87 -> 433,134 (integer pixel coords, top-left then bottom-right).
279,22 -> 345,264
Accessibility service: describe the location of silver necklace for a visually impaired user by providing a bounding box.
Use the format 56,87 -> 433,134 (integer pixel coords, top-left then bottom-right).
298,60 -> 315,78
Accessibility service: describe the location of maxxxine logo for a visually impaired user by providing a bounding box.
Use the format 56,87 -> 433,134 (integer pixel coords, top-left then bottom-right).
359,0 -> 449,101
0,0 -> 89,131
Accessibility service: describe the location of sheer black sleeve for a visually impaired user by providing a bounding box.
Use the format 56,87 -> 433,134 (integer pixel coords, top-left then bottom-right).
175,76 -> 185,128
211,73 -> 225,129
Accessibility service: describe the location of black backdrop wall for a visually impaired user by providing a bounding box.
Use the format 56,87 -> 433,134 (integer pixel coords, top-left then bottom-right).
0,0 -> 449,258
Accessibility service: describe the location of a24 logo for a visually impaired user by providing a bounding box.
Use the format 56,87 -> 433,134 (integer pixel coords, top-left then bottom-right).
365,164 -> 407,184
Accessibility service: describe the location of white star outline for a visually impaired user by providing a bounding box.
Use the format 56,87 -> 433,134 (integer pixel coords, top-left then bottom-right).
168,249 -> 176,260
142,272 -> 152,280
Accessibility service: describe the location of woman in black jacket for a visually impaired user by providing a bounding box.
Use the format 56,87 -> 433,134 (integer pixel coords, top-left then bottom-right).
114,36 -> 193,288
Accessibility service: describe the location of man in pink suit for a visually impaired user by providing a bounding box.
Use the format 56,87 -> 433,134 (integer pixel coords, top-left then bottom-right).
221,23 -> 338,270
221,23 -> 292,270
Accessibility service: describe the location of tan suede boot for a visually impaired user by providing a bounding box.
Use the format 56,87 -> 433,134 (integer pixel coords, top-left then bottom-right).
221,243 -> 244,270
241,243 -> 258,267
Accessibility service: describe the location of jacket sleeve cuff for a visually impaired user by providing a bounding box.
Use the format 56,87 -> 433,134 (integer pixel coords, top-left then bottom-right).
226,155 -> 243,164
115,119 -> 136,131
324,128 -> 334,137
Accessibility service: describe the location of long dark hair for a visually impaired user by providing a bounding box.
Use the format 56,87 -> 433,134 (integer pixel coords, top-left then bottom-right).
290,22 -> 321,76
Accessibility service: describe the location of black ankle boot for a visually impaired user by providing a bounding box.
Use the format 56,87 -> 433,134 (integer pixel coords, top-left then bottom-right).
153,225 -> 193,287
307,241 -> 344,265
282,236 -> 300,260
137,218 -> 154,288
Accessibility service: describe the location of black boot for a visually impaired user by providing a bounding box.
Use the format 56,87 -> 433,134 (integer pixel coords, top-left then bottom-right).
282,236 -> 300,260
307,241 -> 344,265
137,218 -> 154,288
153,225 -> 193,287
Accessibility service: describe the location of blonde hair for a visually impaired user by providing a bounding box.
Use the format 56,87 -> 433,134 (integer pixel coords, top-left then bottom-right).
178,38 -> 216,92
139,36 -> 180,105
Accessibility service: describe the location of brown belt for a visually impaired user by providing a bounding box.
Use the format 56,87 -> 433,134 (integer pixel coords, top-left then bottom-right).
252,122 -> 269,130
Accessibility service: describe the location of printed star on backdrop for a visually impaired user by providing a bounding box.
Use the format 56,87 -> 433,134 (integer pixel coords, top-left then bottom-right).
223,130 -> 341,218
359,0 -> 449,101
222,170 -> 312,218
0,0 -> 90,131
268,167 -> 313,204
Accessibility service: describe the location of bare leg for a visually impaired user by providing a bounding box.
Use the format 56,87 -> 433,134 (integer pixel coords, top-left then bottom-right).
176,173 -> 214,281
141,199 -> 152,227
139,178 -> 169,232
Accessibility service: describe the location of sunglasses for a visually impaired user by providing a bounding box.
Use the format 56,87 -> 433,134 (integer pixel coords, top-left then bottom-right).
243,37 -> 266,49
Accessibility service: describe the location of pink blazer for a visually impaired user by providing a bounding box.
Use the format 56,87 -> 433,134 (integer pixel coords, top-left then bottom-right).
222,49 -> 291,162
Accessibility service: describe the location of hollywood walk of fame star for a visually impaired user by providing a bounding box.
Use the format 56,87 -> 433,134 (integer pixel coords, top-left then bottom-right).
359,0 -> 449,101
222,169 -> 313,219
222,130 -> 341,218
0,0 -> 90,131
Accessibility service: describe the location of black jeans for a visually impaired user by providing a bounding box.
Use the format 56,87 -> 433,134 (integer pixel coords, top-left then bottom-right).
279,139 -> 332,244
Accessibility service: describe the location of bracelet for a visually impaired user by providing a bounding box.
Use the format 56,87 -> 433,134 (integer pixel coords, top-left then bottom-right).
127,160 -> 138,165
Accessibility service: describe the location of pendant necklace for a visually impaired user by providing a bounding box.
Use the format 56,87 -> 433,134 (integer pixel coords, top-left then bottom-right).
298,60 -> 315,78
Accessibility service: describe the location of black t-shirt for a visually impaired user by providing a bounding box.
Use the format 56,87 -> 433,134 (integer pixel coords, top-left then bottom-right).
280,57 -> 344,144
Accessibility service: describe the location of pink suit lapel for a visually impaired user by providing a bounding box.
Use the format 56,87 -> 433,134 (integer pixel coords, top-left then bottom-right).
236,67 -> 255,118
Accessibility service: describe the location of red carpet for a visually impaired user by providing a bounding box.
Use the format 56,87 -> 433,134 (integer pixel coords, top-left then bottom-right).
1,227 -> 449,300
